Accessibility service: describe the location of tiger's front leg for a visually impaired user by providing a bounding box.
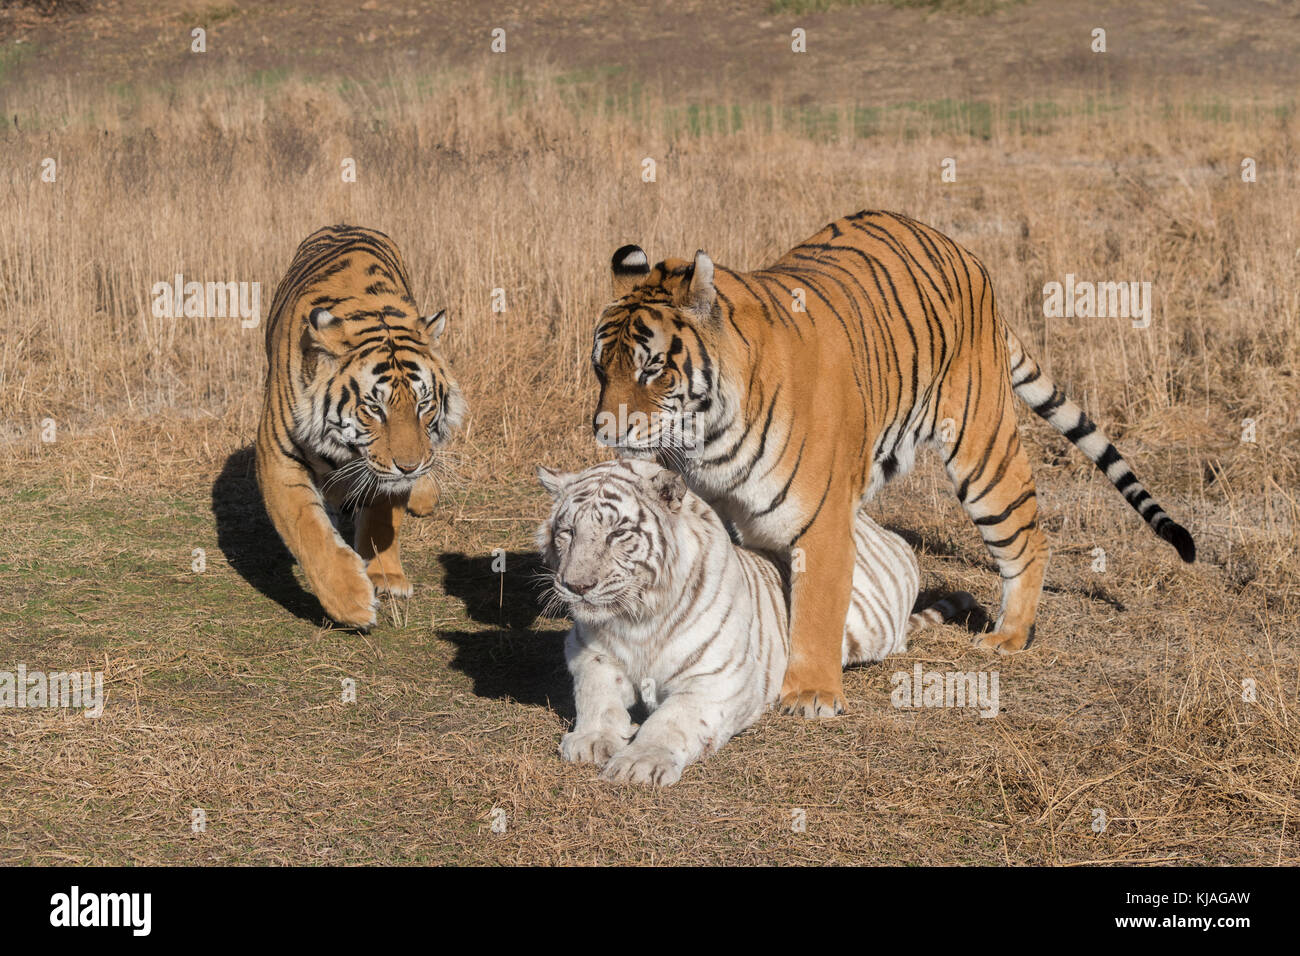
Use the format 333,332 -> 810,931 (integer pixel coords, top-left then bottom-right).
405,474 -> 439,516
600,689 -> 729,787
356,494 -> 412,598
561,629 -> 636,768
256,441 -> 377,629
778,497 -> 856,718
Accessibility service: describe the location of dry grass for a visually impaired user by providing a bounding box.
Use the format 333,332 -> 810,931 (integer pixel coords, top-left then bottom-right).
0,57 -> 1297,864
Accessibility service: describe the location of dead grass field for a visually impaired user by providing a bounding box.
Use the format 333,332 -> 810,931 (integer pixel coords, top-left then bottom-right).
1,7 -> 1298,864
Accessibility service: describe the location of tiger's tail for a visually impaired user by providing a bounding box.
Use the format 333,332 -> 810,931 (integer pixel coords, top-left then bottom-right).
1003,327 -> 1195,563
907,591 -> 979,633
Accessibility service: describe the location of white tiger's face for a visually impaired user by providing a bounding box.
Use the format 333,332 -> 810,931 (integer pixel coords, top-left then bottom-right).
536,459 -> 687,626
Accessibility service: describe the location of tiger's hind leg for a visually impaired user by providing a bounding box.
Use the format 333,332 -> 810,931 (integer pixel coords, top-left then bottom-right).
944,416 -> 1047,654
405,474 -> 439,516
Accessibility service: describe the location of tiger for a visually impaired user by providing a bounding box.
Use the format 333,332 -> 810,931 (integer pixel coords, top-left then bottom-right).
589,209 -> 1195,718
255,224 -> 466,629
536,457 -> 974,787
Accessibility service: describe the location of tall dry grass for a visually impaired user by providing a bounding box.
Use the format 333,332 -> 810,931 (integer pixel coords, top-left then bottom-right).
0,64 -> 1296,569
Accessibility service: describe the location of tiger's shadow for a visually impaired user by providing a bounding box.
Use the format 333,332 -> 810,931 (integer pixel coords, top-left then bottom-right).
436,550 -> 575,721
211,446 -> 329,624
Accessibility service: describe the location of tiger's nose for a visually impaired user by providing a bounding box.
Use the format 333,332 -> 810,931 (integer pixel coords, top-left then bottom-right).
394,459 -> 421,475
563,578 -> 595,596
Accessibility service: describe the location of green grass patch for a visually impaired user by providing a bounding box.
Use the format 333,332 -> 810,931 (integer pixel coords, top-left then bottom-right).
0,41 -> 36,85
767,0 -> 1023,14
197,4 -> 241,25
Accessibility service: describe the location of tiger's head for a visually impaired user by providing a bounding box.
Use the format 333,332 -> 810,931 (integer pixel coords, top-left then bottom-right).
590,245 -> 723,462
536,458 -> 691,627
300,305 -> 466,493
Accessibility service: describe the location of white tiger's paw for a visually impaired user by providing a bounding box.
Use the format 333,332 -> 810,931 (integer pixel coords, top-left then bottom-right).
560,729 -> 629,768
599,745 -> 684,788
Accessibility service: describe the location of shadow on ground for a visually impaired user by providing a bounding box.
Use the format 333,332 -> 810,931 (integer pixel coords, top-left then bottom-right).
892,524 -> 1127,618
211,445 -> 325,624
437,550 -> 573,719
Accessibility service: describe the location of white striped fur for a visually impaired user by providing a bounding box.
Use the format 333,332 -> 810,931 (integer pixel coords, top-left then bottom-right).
537,458 -> 968,786
1004,327 -> 1195,561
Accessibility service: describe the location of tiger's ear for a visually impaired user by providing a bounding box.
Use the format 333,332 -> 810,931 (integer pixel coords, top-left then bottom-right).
611,244 -> 650,297
422,309 -> 448,342
537,466 -> 574,498
676,250 -> 716,320
649,469 -> 688,513
309,307 -> 340,331
305,307 -> 346,356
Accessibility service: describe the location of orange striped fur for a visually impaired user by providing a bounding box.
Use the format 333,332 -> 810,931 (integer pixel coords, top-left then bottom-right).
256,225 -> 465,629
590,210 -> 1193,717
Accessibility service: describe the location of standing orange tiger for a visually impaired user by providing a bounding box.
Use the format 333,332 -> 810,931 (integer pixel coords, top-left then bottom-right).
256,225 -> 466,629
589,209 -> 1194,718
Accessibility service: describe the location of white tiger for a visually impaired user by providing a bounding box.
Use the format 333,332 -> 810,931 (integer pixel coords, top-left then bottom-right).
536,458 -> 973,787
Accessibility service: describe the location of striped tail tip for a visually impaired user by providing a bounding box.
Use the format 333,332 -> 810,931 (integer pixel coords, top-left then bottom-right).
908,591 -> 979,631
1160,521 -> 1196,563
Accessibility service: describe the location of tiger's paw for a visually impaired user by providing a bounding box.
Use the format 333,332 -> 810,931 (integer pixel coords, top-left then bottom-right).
599,745 -> 683,788
317,552 -> 379,630
560,729 -> 630,768
778,684 -> 846,719
367,562 -> 413,599
405,475 -> 439,516
974,625 -> 1035,655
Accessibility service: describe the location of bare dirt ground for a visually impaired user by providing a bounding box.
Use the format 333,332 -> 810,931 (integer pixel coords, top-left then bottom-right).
0,1 -> 1297,865
3,0 -> 1299,103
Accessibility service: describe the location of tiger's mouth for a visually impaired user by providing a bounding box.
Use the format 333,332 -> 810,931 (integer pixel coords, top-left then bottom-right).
375,464 -> 429,480
362,452 -> 435,481
609,443 -> 657,461
340,463 -> 431,494
552,581 -> 633,624
375,472 -> 421,490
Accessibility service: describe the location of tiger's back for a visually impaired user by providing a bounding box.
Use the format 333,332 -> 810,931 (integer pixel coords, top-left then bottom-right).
263,224 -> 418,369
759,210 -> 999,498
